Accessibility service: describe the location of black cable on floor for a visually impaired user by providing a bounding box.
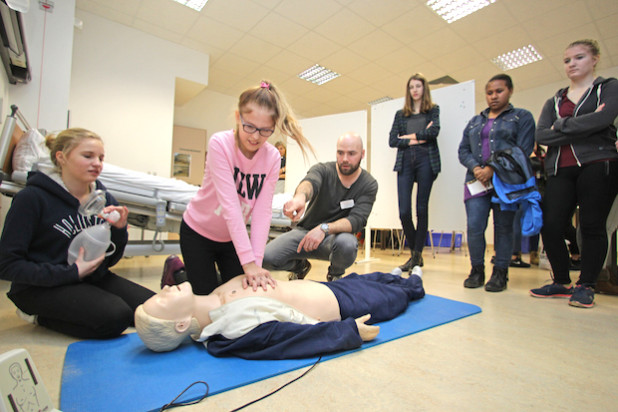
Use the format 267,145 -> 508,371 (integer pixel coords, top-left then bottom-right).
157,355 -> 322,412
159,381 -> 209,411
229,355 -> 322,412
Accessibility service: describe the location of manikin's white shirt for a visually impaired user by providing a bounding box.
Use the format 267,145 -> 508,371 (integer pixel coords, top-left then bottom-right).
195,297 -> 318,341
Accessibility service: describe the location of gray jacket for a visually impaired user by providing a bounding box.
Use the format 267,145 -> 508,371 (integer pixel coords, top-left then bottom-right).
535,76 -> 618,176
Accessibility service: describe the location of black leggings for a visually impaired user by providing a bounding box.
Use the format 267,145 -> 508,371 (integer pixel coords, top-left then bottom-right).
9,272 -> 154,339
179,219 -> 244,295
542,161 -> 618,285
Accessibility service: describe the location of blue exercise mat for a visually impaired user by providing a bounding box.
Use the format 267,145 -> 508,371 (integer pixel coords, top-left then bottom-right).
60,294 -> 481,412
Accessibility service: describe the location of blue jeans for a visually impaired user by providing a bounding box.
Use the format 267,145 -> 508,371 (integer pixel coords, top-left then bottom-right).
397,146 -> 435,252
465,195 -> 515,269
511,205 -> 524,254
263,229 -> 358,277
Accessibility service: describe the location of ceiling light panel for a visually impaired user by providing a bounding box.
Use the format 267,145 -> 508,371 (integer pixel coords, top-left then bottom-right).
171,0 -> 208,12
368,96 -> 393,105
298,64 -> 340,86
426,0 -> 496,23
491,45 -> 543,71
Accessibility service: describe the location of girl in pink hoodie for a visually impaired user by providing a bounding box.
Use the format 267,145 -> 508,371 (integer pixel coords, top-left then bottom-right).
176,81 -> 312,295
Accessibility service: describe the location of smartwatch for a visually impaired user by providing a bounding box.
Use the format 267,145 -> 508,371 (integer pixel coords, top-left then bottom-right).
320,223 -> 330,235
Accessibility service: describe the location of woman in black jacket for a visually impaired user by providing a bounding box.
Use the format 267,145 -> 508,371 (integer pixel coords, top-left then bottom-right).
0,128 -> 154,337
530,39 -> 618,308
389,73 -> 440,271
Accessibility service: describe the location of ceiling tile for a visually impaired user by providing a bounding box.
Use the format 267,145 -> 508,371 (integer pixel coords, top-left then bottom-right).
286,31 -> 342,63
273,0 -> 344,29
381,6 -> 444,44
314,8 -> 375,46
77,0 -> 141,15
132,18 -> 184,43
413,27 -> 467,60
185,16 -> 245,50
374,46 -> 428,76
347,29 -> 405,60
228,34 -> 282,63
345,0 -> 421,27
247,13 -> 309,48
519,1 -> 594,40
346,61 -> 394,86
204,0 -> 270,31
76,4 -> 135,26
319,48 -> 369,75
211,52 -> 261,78
264,50 -> 315,75
135,0 -> 200,34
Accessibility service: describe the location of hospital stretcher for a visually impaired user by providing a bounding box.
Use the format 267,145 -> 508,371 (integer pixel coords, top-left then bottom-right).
0,106 -> 291,257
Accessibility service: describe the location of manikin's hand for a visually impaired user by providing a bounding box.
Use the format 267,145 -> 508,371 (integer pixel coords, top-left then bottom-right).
283,195 -> 306,221
242,262 -> 277,291
101,205 -> 129,229
473,166 -> 494,185
297,226 -> 326,253
355,314 -> 379,341
75,247 -> 105,279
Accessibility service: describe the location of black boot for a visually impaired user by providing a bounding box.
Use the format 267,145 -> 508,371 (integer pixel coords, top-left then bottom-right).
463,265 -> 485,288
485,266 -> 508,292
412,250 -> 424,267
398,256 -> 414,272
398,250 -> 424,271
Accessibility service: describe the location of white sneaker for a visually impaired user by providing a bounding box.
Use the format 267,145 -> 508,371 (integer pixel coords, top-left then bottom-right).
411,266 -> 423,279
16,308 -> 38,325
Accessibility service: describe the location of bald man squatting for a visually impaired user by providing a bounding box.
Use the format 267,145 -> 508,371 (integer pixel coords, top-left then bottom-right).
262,132 -> 378,281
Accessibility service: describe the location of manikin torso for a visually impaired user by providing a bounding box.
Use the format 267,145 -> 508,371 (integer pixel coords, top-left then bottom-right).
206,276 -> 341,324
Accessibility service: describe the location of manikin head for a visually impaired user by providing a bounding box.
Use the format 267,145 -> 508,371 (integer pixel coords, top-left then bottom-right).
135,282 -> 203,352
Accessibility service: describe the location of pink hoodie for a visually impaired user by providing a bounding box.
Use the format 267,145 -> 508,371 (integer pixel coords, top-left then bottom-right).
183,130 -> 280,266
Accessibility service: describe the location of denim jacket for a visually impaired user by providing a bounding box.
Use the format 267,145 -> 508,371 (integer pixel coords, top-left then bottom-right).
458,104 -> 536,183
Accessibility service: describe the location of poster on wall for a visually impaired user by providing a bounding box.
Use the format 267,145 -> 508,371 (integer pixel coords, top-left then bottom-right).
172,153 -> 191,178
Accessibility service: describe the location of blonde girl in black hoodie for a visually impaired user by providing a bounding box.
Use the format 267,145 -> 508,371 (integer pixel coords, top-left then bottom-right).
0,128 -> 154,337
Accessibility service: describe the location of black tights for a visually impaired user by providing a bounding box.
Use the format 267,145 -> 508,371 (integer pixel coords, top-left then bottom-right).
9,272 -> 154,339
179,219 -> 243,295
541,161 -> 618,285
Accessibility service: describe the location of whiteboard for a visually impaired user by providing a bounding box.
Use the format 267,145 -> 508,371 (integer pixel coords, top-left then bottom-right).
286,110 -> 368,193
368,80 -> 475,232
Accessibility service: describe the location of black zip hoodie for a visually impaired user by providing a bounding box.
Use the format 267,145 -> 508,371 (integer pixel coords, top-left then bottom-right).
0,171 -> 128,295
535,76 -> 618,176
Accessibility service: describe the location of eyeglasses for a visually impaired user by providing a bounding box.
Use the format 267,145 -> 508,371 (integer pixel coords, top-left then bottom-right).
239,116 -> 275,138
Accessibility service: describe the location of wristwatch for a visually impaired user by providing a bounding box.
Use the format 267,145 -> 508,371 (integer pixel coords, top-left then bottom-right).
320,223 -> 330,235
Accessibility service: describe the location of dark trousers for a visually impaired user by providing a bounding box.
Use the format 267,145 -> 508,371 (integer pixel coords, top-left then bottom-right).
180,219 -> 244,295
9,272 -> 154,339
542,161 -> 618,286
397,147 -> 435,253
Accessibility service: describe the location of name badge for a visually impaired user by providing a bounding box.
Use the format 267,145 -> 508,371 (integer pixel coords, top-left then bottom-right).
340,199 -> 354,209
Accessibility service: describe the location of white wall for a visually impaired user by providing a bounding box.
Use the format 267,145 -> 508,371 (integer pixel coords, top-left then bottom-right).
174,88 -> 237,139
70,11 -> 209,177
9,0 -> 75,132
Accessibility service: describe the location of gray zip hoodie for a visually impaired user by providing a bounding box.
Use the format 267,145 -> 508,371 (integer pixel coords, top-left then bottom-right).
535,76 -> 618,176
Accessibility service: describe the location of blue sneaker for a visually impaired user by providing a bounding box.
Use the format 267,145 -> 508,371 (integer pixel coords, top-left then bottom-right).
530,282 -> 573,298
569,285 -> 595,308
